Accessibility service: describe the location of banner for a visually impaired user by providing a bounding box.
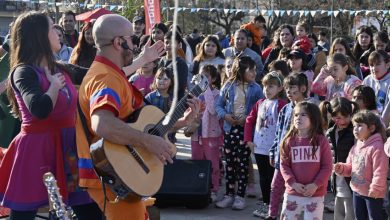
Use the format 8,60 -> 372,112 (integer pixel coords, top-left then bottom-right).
144,0 -> 161,35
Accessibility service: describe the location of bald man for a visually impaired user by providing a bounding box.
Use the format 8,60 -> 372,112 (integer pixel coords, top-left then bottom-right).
75,14 -> 200,220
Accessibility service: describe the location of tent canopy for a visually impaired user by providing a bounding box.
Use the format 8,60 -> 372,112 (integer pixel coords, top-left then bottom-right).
75,8 -> 112,23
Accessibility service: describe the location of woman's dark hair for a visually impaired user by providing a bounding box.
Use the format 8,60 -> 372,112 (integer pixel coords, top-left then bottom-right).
230,56 -> 255,82
352,85 -> 377,111
7,12 -> 55,118
274,24 -> 295,48
164,30 -> 183,43
269,59 -> 289,77
307,33 -> 318,44
327,53 -> 356,76
68,21 -> 96,67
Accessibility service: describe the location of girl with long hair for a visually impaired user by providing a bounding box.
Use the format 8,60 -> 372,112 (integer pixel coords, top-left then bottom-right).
68,21 -> 96,68
312,53 -> 362,101
191,35 -> 225,76
0,12 -> 101,220
280,102 -> 332,220
215,56 -> 264,210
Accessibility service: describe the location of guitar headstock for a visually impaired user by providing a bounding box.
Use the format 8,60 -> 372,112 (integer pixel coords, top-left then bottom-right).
43,172 -> 73,220
191,74 -> 209,94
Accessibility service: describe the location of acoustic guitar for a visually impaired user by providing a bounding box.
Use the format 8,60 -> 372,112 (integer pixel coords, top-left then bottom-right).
90,74 -> 209,199
42,172 -> 75,220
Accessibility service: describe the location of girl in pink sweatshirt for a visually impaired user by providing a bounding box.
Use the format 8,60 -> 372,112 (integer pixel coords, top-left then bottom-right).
334,110 -> 388,220
280,101 -> 332,220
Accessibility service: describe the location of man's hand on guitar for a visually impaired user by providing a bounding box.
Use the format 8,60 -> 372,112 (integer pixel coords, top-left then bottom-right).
143,135 -> 174,165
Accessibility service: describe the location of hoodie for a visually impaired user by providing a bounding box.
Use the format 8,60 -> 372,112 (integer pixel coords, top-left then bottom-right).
363,72 -> 390,126
336,133 -> 389,198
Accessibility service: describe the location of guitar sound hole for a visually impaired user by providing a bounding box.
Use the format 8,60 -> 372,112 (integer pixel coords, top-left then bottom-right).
147,128 -> 161,137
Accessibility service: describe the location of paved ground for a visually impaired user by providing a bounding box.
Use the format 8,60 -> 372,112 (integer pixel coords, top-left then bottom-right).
159,131 -> 335,220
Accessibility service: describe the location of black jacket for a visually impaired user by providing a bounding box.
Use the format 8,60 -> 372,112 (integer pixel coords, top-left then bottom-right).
327,122 -> 355,195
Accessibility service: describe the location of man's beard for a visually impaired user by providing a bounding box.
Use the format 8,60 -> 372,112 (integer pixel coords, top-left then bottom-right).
122,49 -> 133,67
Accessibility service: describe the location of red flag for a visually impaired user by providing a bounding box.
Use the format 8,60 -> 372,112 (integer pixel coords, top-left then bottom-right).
143,0 -> 161,35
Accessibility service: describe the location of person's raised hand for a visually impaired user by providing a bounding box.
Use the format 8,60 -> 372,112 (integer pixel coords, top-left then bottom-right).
140,39 -> 166,63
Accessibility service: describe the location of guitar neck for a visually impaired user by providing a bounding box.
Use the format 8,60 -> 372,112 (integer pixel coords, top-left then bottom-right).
154,85 -> 204,136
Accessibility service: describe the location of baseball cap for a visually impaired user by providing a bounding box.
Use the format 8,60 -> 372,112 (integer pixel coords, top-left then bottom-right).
287,49 -> 306,59
132,16 -> 144,23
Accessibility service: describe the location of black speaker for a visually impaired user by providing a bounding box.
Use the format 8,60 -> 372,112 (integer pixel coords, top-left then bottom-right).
154,159 -> 212,209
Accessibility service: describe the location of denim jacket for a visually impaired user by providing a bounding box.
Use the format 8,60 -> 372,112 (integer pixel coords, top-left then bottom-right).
215,81 -> 264,132
145,90 -> 172,113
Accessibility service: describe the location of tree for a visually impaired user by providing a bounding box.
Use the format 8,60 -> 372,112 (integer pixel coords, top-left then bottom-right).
121,0 -> 143,20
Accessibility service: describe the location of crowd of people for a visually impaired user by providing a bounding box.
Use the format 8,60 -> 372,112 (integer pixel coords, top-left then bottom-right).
0,9 -> 389,220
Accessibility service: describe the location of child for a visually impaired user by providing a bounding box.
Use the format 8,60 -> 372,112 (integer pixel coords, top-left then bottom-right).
373,31 -> 389,52
215,56 -> 264,210
363,50 -> 390,126
312,53 -> 362,101
158,30 -> 188,100
334,111 -> 388,220
351,85 -> 377,113
240,15 -> 266,51
145,67 -> 174,141
322,97 -> 358,220
129,60 -> 158,96
190,65 -> 223,202
260,73 -> 311,219
295,21 -> 309,41
280,102 -> 333,220
286,49 -> 314,89
244,71 -> 287,216
269,59 -> 290,78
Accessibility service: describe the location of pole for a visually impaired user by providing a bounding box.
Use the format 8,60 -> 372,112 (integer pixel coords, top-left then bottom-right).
166,0 -> 170,20
330,0 -> 333,43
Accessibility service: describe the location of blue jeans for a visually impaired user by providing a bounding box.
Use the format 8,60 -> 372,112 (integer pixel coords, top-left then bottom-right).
353,191 -> 384,220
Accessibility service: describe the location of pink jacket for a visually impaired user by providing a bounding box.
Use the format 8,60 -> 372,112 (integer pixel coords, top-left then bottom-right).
336,133 -> 388,198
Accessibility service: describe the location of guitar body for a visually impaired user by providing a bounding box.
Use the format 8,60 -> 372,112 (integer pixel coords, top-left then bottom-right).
90,74 -> 209,198
91,105 -> 175,197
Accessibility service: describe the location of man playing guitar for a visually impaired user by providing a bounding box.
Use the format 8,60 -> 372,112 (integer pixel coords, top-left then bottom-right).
76,14 -> 200,220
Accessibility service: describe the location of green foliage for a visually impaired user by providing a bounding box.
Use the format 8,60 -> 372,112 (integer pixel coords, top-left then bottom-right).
121,0 -> 143,20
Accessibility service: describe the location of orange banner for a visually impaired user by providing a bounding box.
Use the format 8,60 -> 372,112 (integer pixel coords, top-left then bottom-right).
143,0 -> 161,35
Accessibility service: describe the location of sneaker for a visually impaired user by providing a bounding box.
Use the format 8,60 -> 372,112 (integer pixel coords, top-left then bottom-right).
231,195 -> 246,210
215,195 -> 234,208
253,203 -> 269,218
210,192 -> 218,203
264,217 -> 277,220
246,183 -> 256,198
324,200 -> 335,213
